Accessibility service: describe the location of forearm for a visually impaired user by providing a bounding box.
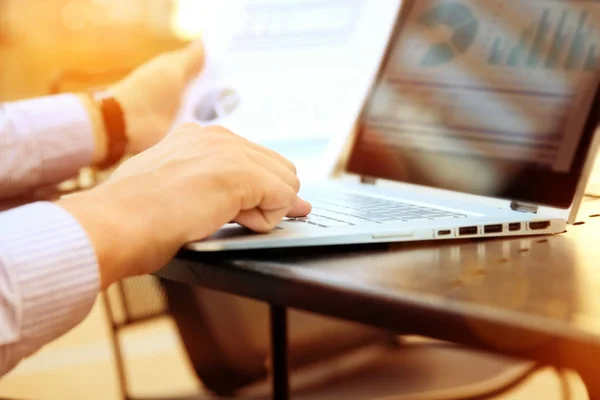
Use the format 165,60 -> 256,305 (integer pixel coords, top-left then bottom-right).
0,177 -> 162,377
0,203 -> 99,377
0,94 -> 107,200
56,189 -> 141,290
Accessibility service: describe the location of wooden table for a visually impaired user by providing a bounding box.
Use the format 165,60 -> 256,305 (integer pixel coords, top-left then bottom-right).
157,197 -> 600,400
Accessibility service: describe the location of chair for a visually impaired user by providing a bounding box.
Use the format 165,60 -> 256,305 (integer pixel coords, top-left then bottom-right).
102,276 -> 175,400
108,277 -> 567,400
102,276 -> 398,400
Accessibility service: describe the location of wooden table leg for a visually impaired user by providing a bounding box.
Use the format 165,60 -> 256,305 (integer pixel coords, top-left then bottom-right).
270,305 -> 290,400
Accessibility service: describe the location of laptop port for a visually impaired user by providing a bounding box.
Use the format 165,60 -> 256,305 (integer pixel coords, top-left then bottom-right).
529,221 -> 551,230
508,223 -> 521,231
438,229 -> 452,236
459,226 -> 478,236
484,224 -> 503,234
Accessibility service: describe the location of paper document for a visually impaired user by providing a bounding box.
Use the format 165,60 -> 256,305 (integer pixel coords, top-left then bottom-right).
176,0 -> 403,178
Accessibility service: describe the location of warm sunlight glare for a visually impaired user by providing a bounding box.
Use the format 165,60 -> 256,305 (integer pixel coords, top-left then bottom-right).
171,0 -> 243,42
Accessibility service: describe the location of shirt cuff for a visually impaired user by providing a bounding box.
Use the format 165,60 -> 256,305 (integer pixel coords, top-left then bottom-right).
4,94 -> 95,188
0,202 -> 99,351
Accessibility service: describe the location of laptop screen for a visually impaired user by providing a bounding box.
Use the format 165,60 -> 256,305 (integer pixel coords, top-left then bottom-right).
347,0 -> 600,208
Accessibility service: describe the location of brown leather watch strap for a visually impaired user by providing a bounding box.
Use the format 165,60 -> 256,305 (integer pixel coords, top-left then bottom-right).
91,90 -> 128,170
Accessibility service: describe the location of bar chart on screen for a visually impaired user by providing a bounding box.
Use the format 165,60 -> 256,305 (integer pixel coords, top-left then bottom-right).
486,4 -> 599,72
386,0 -> 600,78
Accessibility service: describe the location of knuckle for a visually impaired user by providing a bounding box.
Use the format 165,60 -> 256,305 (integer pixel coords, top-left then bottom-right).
236,174 -> 262,208
169,123 -> 203,144
258,204 -> 288,228
291,175 -> 301,192
202,126 -> 246,147
205,124 -> 236,137
176,122 -> 203,134
268,184 -> 296,206
262,211 -> 281,227
289,161 -> 298,174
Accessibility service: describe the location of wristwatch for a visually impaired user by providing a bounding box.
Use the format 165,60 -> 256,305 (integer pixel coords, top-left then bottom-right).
91,90 -> 128,170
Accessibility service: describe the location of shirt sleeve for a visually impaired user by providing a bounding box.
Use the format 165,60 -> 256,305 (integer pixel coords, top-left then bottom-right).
0,202 -> 100,377
0,94 -> 94,200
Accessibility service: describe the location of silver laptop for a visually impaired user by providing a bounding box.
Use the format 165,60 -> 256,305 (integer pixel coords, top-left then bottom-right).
187,0 -> 600,252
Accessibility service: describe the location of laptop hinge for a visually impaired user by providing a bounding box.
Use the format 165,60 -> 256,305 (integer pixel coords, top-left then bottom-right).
360,176 -> 377,185
510,201 -> 539,214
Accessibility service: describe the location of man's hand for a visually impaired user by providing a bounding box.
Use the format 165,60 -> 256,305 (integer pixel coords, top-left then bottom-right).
58,124 -> 311,290
112,42 -> 205,154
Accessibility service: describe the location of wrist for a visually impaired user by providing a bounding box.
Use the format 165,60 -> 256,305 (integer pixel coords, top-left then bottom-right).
56,191 -> 125,289
56,186 -> 144,289
56,178 -> 181,289
76,93 -> 108,165
111,84 -> 148,155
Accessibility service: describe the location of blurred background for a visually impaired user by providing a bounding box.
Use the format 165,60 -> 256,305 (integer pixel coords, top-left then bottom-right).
0,1 -> 597,399
0,0 -> 211,100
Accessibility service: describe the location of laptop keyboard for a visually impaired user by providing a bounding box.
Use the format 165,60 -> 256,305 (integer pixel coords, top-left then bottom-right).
287,191 -> 467,228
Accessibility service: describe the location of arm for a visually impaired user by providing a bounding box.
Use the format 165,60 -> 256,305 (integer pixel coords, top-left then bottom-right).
0,43 -> 208,376
0,41 -> 310,377
0,40 -> 206,201
0,124 -> 311,377
0,94 -> 108,200
0,202 -> 99,376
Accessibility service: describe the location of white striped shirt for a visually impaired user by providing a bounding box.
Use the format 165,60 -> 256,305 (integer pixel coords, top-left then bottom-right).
0,94 -> 100,377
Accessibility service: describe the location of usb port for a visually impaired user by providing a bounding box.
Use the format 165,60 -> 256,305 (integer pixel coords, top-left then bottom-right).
484,224 -> 503,234
459,226 -> 478,236
508,223 -> 521,232
529,221 -> 551,230
438,229 -> 452,236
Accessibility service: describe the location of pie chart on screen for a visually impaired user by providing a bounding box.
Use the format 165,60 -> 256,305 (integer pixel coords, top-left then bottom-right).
194,87 -> 241,123
418,1 -> 479,67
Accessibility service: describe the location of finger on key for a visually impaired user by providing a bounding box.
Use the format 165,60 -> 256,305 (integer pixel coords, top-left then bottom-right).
287,197 -> 312,217
236,186 -> 297,232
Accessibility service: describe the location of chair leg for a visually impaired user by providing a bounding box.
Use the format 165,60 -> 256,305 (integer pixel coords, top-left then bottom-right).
102,291 -> 130,400
269,305 -> 289,400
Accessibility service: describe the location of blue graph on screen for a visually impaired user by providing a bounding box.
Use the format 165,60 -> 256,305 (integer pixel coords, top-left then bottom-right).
418,2 -> 479,67
488,8 -> 598,72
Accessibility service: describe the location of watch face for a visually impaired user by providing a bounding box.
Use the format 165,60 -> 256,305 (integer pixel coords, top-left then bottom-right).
194,87 -> 241,123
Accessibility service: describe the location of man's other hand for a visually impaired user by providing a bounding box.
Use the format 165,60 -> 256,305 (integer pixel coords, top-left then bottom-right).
58,124 -> 311,289
113,42 -> 205,154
